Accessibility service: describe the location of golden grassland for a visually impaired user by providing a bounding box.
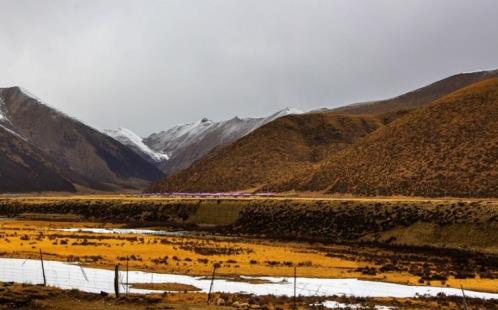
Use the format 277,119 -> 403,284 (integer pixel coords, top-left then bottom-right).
1,219 -> 497,294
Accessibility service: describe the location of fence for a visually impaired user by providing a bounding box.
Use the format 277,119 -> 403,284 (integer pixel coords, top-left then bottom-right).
0,253 -> 490,305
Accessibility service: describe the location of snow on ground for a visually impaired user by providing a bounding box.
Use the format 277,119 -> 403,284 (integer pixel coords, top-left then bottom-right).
55,227 -> 187,236
0,258 -> 497,300
315,301 -> 395,309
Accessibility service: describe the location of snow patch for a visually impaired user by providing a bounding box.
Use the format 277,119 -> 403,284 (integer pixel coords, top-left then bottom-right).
0,96 -> 7,122
104,128 -> 169,162
0,257 -> 497,299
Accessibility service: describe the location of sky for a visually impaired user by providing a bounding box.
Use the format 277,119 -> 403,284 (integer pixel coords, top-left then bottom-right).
0,0 -> 497,136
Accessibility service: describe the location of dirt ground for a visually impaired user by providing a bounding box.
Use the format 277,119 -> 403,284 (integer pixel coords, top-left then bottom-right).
0,282 -> 496,309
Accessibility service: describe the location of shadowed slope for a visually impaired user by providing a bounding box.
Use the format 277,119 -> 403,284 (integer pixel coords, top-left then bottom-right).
0,127 -> 75,192
0,87 -> 164,191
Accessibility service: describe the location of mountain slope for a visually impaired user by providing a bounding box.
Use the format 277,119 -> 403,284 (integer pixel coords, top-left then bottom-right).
142,107 -> 302,174
327,69 -> 498,115
0,87 -> 164,191
296,78 -> 498,197
104,128 -> 169,164
0,126 -> 75,192
147,112 -> 390,192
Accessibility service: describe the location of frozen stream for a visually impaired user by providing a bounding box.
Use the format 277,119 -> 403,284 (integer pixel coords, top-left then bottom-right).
0,258 -> 497,299
55,227 -> 188,236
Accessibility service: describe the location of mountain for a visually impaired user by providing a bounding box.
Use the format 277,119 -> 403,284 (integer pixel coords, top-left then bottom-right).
324,69 -> 498,115
122,107 -> 302,175
294,78 -> 498,197
0,125 -> 75,193
147,72 -> 498,198
104,128 -> 169,164
0,87 -> 164,192
146,112 -> 391,193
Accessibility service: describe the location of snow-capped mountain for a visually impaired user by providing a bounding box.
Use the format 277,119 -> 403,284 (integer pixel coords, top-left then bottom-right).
0,86 -> 164,192
104,128 -> 169,163
106,107 -> 302,175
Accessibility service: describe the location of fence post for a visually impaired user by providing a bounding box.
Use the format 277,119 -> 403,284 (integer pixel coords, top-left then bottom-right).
114,265 -> 120,298
126,256 -> 129,295
39,249 -> 46,286
293,266 -> 297,310
207,263 -> 219,304
461,285 -> 468,310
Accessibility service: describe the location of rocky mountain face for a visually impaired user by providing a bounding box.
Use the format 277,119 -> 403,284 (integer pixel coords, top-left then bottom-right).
0,125 -> 75,193
0,87 -> 164,192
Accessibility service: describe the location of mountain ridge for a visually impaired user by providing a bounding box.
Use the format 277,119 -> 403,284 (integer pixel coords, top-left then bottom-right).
106,107 -> 302,175
0,86 -> 164,192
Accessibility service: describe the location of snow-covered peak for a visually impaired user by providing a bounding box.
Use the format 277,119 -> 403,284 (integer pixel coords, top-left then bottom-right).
265,107 -> 303,121
104,128 -> 169,163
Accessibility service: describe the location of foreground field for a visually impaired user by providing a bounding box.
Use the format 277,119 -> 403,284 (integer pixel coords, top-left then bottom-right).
0,282 -> 496,310
0,219 -> 497,294
0,195 -> 497,308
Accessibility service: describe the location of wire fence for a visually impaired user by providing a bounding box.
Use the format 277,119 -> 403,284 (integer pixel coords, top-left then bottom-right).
0,253 -> 489,306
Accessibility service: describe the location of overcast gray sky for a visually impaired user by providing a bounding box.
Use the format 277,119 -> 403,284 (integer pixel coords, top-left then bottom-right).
0,0 -> 497,136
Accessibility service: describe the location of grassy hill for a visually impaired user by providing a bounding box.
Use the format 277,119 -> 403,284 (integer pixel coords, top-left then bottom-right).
147,113 -> 393,192
329,69 -> 498,115
147,74 -> 498,198
295,78 -> 498,197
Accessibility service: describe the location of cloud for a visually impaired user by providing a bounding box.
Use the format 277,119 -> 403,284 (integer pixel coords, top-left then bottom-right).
0,0 -> 497,135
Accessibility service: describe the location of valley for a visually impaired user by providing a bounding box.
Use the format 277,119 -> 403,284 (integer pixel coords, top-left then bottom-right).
0,196 -> 497,299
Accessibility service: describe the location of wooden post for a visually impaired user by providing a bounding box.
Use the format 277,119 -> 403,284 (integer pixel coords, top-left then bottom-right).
207,264 -> 218,304
39,249 -> 46,286
461,285 -> 468,310
126,256 -> 129,295
114,265 -> 120,298
293,266 -> 297,310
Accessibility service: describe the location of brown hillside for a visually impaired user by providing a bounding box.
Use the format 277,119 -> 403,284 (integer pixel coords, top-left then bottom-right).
147,113 -> 393,192
329,69 -> 498,115
295,78 -> 498,197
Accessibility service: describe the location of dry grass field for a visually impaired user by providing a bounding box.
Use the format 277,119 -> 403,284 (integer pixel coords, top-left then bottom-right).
0,218 -> 497,294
